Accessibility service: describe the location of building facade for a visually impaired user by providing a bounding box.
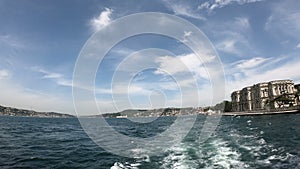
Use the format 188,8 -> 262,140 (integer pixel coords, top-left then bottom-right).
268,80 -> 296,109
295,84 -> 300,105
231,80 -> 299,112
240,87 -> 252,111
251,82 -> 269,111
231,90 -> 240,112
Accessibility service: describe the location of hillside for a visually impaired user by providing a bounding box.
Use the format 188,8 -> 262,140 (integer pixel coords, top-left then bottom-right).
0,105 -> 74,118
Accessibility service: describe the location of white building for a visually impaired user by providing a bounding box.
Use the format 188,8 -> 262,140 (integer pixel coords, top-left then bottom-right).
268,80 -> 296,109
251,82 -> 269,111
231,80 -> 299,112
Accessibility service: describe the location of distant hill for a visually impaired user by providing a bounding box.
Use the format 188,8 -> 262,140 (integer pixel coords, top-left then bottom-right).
100,107 -> 199,118
0,105 -> 74,118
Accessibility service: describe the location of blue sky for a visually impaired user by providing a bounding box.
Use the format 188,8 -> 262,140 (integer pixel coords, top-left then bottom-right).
0,0 -> 300,115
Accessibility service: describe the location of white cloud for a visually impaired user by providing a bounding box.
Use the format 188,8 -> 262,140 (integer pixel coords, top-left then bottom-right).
110,47 -> 134,57
111,84 -> 151,95
90,8 -> 113,32
33,67 -> 62,79
180,54 -> 211,79
181,31 -> 193,43
0,69 -> 10,79
264,15 -> 275,32
234,17 -> 250,31
296,43 -> 300,49
154,53 -> 210,80
225,56 -> 285,83
32,67 -> 72,87
0,80 -> 75,114
216,39 -> 239,55
198,2 -> 210,10
164,83 -> 214,108
108,82 -> 214,111
184,31 -> 192,37
43,73 -> 62,79
154,56 -> 186,75
209,17 -> 252,56
234,57 -> 270,69
198,0 -> 264,12
91,50 -> 215,110
97,84 -> 152,100
265,13 -> 300,36
164,1 -> 205,20
265,1 -> 300,40
0,34 -> 27,49
226,58 -> 300,96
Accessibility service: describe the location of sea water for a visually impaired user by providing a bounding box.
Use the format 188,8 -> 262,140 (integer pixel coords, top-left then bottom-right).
0,114 -> 300,169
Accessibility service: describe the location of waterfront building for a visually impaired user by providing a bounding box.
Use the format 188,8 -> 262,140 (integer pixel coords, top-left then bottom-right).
295,84 -> 300,105
251,82 -> 269,111
268,80 -> 296,109
231,80 -> 299,112
240,87 -> 252,111
231,90 -> 241,111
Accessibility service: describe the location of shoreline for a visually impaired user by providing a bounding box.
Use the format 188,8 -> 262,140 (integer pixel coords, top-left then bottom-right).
99,109 -> 300,118
2,110 -> 299,119
222,109 -> 300,116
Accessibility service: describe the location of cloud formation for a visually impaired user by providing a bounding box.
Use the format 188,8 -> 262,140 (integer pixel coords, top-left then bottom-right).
210,17 -> 252,56
198,0 -> 264,11
227,58 -> 300,92
0,69 -> 9,79
154,53 -> 210,80
0,79 -> 74,114
265,0 -> 300,40
163,0 -> 206,20
90,8 -> 113,32
32,67 -> 72,87
234,57 -> 270,69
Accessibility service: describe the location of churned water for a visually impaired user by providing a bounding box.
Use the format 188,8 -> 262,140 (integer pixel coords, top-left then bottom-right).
1,114 -> 300,169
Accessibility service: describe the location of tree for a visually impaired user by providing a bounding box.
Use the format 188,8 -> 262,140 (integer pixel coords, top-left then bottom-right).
224,101 -> 232,112
273,93 -> 295,108
213,100 -> 232,112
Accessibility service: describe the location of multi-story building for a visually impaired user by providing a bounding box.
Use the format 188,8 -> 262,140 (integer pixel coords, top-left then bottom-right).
268,80 -> 296,109
295,84 -> 300,105
251,82 -> 269,111
231,80 -> 299,112
240,87 -> 252,111
231,90 -> 241,111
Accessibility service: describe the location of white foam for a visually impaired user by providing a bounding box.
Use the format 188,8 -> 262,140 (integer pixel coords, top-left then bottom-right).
161,138 -> 248,169
209,139 -> 245,169
258,138 -> 266,145
110,162 -> 140,169
161,143 -> 198,169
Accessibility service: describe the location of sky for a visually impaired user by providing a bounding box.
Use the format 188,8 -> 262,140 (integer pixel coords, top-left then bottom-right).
0,0 -> 300,115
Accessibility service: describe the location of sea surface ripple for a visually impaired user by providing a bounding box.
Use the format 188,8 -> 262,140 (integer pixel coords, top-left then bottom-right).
1,114 -> 300,169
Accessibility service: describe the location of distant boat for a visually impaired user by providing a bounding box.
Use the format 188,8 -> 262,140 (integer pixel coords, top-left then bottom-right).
116,115 -> 127,118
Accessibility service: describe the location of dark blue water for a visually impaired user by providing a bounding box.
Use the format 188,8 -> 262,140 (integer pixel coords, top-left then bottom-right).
1,114 -> 300,169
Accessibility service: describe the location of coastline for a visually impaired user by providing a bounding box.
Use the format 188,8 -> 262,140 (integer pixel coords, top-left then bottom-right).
98,109 -> 300,118
1,103 -> 299,119
0,105 -> 74,118
222,109 -> 300,116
